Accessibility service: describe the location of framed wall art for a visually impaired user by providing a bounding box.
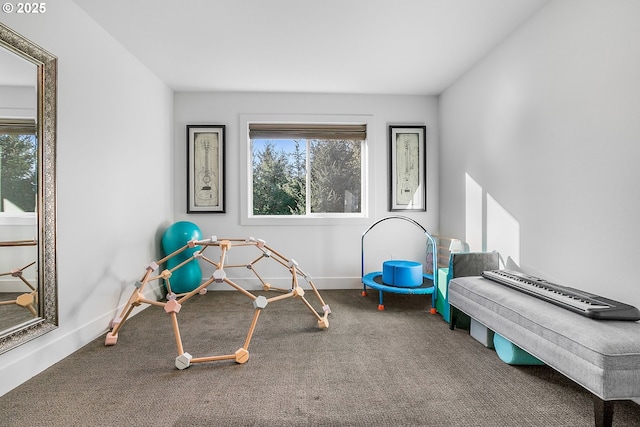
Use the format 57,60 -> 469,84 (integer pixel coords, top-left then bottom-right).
187,125 -> 225,213
389,125 -> 426,211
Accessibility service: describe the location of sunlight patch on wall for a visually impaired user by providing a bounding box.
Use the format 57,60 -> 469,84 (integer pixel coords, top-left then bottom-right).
465,173 -> 483,252
486,193 -> 520,266
465,172 -> 520,266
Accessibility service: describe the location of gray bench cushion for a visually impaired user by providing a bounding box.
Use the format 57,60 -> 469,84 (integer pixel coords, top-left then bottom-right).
449,276 -> 640,400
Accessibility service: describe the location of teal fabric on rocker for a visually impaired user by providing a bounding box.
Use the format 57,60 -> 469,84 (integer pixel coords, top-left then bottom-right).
444,252 -> 499,326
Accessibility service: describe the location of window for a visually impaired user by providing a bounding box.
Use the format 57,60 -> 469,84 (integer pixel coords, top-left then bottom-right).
1,118 -> 37,214
241,115 -> 372,224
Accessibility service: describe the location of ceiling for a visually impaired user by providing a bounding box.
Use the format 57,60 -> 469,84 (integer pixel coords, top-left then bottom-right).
73,0 -> 549,95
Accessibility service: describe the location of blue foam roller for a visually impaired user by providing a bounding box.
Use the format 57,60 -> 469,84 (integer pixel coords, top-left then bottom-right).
382,260 -> 423,288
493,333 -> 544,365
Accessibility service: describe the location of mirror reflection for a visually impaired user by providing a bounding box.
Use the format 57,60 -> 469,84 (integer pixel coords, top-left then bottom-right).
0,22 -> 58,353
0,45 -> 39,331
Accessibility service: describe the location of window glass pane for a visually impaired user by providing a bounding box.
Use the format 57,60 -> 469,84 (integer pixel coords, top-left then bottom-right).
309,139 -> 361,213
251,137 -> 363,216
1,133 -> 37,213
252,139 -> 306,216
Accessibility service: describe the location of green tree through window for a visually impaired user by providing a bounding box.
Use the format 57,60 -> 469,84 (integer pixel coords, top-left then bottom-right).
310,139 -> 361,213
252,141 -> 305,215
0,133 -> 37,212
251,138 -> 362,216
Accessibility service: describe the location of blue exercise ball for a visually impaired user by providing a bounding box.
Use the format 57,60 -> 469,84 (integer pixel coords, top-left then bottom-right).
161,221 -> 203,294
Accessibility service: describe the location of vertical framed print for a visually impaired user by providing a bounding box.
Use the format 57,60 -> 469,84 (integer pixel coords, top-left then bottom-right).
187,125 -> 225,213
389,125 -> 426,211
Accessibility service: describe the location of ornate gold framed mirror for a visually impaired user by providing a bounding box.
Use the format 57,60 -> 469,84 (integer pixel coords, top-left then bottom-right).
0,22 -> 57,354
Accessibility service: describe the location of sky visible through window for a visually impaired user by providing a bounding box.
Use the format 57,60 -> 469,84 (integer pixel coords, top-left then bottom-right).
252,139 -> 303,155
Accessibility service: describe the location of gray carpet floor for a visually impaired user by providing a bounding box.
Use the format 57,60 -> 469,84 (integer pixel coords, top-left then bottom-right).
1,289 -> 639,426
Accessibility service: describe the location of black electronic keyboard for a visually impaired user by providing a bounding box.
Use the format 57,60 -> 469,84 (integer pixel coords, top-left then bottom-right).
481,269 -> 640,321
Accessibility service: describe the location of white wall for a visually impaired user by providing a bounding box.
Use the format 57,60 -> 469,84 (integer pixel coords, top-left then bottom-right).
173,92 -> 439,288
439,0 -> 640,309
0,0 -> 174,396
0,86 -> 36,118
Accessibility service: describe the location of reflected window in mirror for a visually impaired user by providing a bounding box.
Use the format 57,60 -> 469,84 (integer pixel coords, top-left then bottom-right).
0,22 -> 57,354
1,119 -> 37,214
1,119 -> 39,328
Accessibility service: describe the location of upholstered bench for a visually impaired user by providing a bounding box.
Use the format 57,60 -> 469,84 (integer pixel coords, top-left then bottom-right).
448,276 -> 640,427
